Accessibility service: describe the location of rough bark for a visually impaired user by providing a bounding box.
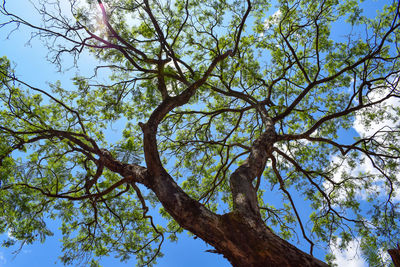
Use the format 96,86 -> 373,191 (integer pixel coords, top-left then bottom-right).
214,213 -> 328,267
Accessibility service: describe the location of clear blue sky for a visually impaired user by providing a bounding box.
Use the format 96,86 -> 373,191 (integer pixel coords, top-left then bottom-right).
0,0 -> 392,266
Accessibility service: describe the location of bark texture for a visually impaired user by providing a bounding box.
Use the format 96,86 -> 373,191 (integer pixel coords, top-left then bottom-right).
214,213 -> 328,267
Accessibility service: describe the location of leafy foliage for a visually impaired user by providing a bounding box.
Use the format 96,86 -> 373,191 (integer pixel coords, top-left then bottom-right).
1,0 -> 400,266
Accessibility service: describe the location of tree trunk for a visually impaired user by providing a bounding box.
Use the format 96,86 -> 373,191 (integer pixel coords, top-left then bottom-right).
209,213 -> 327,267
144,169 -> 328,266
138,119 -> 328,266
389,246 -> 400,267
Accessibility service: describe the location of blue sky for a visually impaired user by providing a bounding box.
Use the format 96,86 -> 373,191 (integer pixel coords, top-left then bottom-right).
0,0 -> 396,266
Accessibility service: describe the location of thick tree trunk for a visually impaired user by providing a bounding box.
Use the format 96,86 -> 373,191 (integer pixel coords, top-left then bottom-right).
144,169 -> 328,267
213,213 -> 327,267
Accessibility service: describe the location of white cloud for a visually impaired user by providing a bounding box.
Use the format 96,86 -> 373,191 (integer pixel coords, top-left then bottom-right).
331,238 -> 367,267
353,108 -> 399,140
322,82 -> 399,267
353,77 -> 400,138
260,9 -> 282,37
324,152 -> 400,204
264,10 -> 282,31
351,78 -> 400,202
323,155 -> 364,204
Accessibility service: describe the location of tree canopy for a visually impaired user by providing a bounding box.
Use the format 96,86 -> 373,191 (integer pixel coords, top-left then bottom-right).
1,0 -> 400,266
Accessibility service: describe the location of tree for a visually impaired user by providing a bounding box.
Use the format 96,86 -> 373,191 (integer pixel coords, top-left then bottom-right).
0,0 -> 399,265
388,245 -> 400,267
